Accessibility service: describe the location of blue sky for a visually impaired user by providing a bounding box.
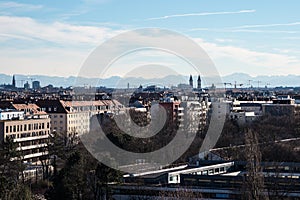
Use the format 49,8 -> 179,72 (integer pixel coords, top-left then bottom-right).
1,0 -> 300,77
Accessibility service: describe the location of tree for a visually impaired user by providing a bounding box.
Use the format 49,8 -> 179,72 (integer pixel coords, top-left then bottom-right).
46,141 -> 121,200
0,137 -> 32,200
158,187 -> 202,200
242,129 -> 266,200
89,162 -> 121,200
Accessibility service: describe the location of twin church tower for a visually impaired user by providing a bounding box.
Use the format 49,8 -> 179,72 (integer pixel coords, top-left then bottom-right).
189,75 -> 201,89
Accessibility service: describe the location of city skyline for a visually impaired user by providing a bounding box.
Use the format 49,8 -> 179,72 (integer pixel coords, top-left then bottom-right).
1,0 -> 300,78
2,72 -> 300,88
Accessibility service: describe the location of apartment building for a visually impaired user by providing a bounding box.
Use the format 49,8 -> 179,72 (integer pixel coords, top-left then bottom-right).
159,98 -> 183,122
181,100 -> 208,133
36,99 -> 124,136
0,106 -> 50,165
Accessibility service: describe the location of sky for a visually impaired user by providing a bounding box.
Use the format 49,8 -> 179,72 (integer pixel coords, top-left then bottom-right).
1,0 -> 300,78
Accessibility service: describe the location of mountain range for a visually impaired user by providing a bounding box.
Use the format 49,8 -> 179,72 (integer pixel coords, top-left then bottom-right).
0,73 -> 299,88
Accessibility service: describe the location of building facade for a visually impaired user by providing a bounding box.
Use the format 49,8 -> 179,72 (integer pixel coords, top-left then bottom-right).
36,99 -> 124,136
0,108 -> 50,165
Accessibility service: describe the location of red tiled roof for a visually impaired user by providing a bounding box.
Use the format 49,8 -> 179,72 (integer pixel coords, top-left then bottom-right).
12,103 -> 47,115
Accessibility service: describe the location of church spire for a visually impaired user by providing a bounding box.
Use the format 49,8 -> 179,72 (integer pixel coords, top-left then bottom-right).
189,75 -> 193,88
12,75 -> 16,88
197,75 -> 201,89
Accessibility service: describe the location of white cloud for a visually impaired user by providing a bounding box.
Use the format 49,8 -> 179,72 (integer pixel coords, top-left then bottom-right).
215,38 -> 234,43
0,16 -> 125,77
0,16 -> 123,45
194,38 -> 300,75
145,9 -> 255,21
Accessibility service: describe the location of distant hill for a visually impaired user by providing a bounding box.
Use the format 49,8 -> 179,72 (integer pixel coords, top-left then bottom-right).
0,73 -> 299,88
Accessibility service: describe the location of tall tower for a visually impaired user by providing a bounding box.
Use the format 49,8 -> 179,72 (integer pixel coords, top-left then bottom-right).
189,75 -> 193,88
197,75 -> 201,89
12,75 -> 16,88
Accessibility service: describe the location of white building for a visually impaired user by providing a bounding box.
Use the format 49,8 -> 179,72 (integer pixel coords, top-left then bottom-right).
181,101 -> 208,133
0,105 -> 50,165
0,109 -> 24,120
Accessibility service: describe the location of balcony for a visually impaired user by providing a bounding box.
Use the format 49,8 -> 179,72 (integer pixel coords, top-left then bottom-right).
14,135 -> 49,143
16,143 -> 47,151
177,112 -> 184,116
23,151 -> 49,160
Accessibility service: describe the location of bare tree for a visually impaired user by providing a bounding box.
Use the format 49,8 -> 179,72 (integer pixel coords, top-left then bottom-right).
242,129 -> 266,200
158,187 -> 202,200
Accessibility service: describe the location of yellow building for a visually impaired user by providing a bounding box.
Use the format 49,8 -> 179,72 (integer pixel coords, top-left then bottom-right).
36,99 -> 124,136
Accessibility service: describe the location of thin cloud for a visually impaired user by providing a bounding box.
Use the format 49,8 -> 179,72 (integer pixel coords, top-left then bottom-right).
188,28 -> 298,34
188,21 -> 300,34
0,1 -> 43,11
145,9 -> 256,21
229,29 -> 298,33
0,33 -> 35,41
231,22 -> 300,29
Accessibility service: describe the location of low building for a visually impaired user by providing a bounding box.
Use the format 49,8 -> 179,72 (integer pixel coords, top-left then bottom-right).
263,104 -> 295,117
230,111 -> 257,125
115,161 -> 300,199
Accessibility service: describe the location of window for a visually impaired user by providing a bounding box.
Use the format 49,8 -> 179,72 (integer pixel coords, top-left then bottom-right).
5,126 -> 9,133
216,194 -> 229,198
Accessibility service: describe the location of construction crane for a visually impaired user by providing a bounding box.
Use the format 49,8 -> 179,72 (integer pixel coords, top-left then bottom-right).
223,82 -> 232,90
256,80 -> 262,89
248,80 -> 253,89
233,81 -> 244,89
265,83 -> 271,88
